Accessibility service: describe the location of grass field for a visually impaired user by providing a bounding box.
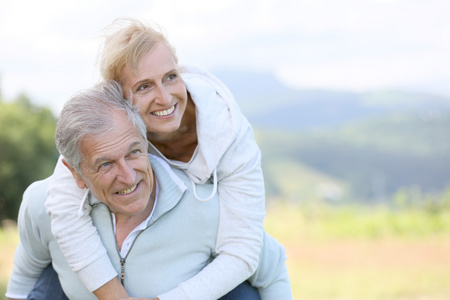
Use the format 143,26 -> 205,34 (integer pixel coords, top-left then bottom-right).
0,223 -> 19,300
1,202 -> 450,300
265,201 -> 450,300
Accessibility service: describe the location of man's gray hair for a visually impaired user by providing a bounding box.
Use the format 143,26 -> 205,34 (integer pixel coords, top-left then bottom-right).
55,80 -> 147,173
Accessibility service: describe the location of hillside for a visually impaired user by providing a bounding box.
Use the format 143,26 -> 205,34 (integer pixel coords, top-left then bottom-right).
256,115 -> 450,203
213,70 -> 450,203
215,70 -> 450,131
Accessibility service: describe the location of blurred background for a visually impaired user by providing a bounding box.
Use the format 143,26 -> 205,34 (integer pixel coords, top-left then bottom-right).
1,0 -> 450,299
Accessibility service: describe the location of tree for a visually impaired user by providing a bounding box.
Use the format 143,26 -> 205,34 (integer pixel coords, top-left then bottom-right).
0,94 -> 59,222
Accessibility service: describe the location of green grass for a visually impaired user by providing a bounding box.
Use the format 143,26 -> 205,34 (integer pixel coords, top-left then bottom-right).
265,202 -> 450,300
2,202 -> 450,300
0,224 -> 19,299
266,195 -> 450,240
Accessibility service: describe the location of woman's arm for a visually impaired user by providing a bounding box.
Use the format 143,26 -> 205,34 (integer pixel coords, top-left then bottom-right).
157,121 -> 266,299
45,156 -> 119,293
93,277 -> 128,300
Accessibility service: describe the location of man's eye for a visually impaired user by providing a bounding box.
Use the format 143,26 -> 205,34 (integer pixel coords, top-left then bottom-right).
100,162 -> 110,169
130,149 -> 141,156
137,84 -> 149,91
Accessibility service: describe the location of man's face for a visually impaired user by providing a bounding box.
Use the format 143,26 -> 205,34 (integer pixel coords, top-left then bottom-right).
68,112 -> 154,218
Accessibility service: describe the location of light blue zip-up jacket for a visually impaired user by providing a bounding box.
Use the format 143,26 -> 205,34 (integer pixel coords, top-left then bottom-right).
7,155 -> 291,300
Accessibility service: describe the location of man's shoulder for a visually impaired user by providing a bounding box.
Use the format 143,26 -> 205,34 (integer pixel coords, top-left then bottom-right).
148,154 -> 189,185
21,177 -> 50,218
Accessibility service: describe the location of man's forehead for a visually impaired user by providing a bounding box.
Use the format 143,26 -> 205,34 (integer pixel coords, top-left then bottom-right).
80,131 -> 145,169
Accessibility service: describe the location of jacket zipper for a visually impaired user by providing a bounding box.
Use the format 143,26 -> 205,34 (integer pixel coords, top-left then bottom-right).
105,210 -> 129,285
93,203 -> 131,286
95,198 -> 173,287
120,258 -> 126,284
101,203 -> 149,286
117,230 -> 147,285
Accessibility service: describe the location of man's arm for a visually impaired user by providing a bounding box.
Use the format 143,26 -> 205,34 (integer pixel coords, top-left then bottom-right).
249,232 -> 292,299
6,180 -> 53,299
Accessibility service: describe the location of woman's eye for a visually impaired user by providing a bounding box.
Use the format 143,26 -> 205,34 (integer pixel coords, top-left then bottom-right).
167,73 -> 178,81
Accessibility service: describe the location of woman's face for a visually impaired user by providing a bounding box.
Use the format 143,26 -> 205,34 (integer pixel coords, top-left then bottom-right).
121,43 -> 188,135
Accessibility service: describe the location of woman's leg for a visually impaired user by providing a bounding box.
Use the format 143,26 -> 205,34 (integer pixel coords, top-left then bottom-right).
26,264 -> 68,300
219,281 -> 261,300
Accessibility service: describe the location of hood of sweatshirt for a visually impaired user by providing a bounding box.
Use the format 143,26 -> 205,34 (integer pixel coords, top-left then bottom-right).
179,65 -> 244,184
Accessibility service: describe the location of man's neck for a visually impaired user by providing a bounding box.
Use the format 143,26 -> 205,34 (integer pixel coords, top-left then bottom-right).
114,182 -> 157,250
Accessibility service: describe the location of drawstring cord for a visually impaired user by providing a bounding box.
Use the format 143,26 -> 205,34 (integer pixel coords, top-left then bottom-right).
189,168 -> 217,202
77,189 -> 91,217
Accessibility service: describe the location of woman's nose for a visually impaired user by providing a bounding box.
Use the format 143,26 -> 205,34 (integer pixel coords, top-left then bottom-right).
154,84 -> 171,106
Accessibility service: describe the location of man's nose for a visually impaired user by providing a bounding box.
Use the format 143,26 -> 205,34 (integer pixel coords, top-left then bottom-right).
116,159 -> 136,185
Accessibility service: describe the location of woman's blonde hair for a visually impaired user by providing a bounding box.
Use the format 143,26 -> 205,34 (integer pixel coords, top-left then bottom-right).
99,18 -> 178,84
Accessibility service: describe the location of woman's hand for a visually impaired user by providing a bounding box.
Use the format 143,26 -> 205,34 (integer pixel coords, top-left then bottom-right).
119,298 -> 159,300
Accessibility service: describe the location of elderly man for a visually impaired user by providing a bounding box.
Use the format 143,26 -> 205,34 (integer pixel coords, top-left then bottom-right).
6,80 -> 291,300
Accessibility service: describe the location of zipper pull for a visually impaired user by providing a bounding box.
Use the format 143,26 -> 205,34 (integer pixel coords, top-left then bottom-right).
120,258 -> 126,284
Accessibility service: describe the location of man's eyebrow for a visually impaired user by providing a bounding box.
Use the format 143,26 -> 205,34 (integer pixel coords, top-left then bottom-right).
128,140 -> 142,151
90,140 -> 144,167
93,156 -> 111,167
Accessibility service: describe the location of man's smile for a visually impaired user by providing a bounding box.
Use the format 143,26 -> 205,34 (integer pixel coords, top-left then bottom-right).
116,182 -> 138,195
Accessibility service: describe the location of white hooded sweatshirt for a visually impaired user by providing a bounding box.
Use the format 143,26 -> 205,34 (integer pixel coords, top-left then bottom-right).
45,65 -> 267,299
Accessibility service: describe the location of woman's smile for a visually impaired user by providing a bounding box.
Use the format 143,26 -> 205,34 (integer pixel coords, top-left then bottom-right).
151,103 -> 176,117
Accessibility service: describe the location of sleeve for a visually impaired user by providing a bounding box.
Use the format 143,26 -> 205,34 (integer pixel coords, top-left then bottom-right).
6,180 -> 52,298
214,116 -> 266,272
45,155 -> 117,292
157,255 -> 250,300
158,119 -> 266,300
249,232 -> 292,300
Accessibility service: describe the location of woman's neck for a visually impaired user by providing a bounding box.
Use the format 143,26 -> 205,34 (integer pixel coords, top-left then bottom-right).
148,97 -> 198,162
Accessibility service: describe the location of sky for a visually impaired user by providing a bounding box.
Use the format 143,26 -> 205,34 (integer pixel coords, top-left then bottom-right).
1,0 -> 449,115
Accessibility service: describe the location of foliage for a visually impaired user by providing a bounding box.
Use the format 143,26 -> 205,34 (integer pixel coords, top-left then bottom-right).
266,187 -> 450,242
0,94 -> 59,222
255,113 -> 450,202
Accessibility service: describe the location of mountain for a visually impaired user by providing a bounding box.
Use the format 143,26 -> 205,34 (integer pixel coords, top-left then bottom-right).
213,69 -> 450,203
256,115 -> 450,203
214,69 -> 450,131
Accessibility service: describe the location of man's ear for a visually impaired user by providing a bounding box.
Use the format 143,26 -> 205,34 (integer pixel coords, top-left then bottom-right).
62,158 -> 87,190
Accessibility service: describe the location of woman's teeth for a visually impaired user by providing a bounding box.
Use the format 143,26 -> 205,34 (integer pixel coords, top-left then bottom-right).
152,105 -> 175,117
117,184 -> 137,195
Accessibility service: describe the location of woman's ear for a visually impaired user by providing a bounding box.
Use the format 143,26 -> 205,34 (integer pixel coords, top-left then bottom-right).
62,158 -> 87,190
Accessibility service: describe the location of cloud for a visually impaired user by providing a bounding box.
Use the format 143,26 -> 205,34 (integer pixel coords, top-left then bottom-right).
1,0 -> 449,115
